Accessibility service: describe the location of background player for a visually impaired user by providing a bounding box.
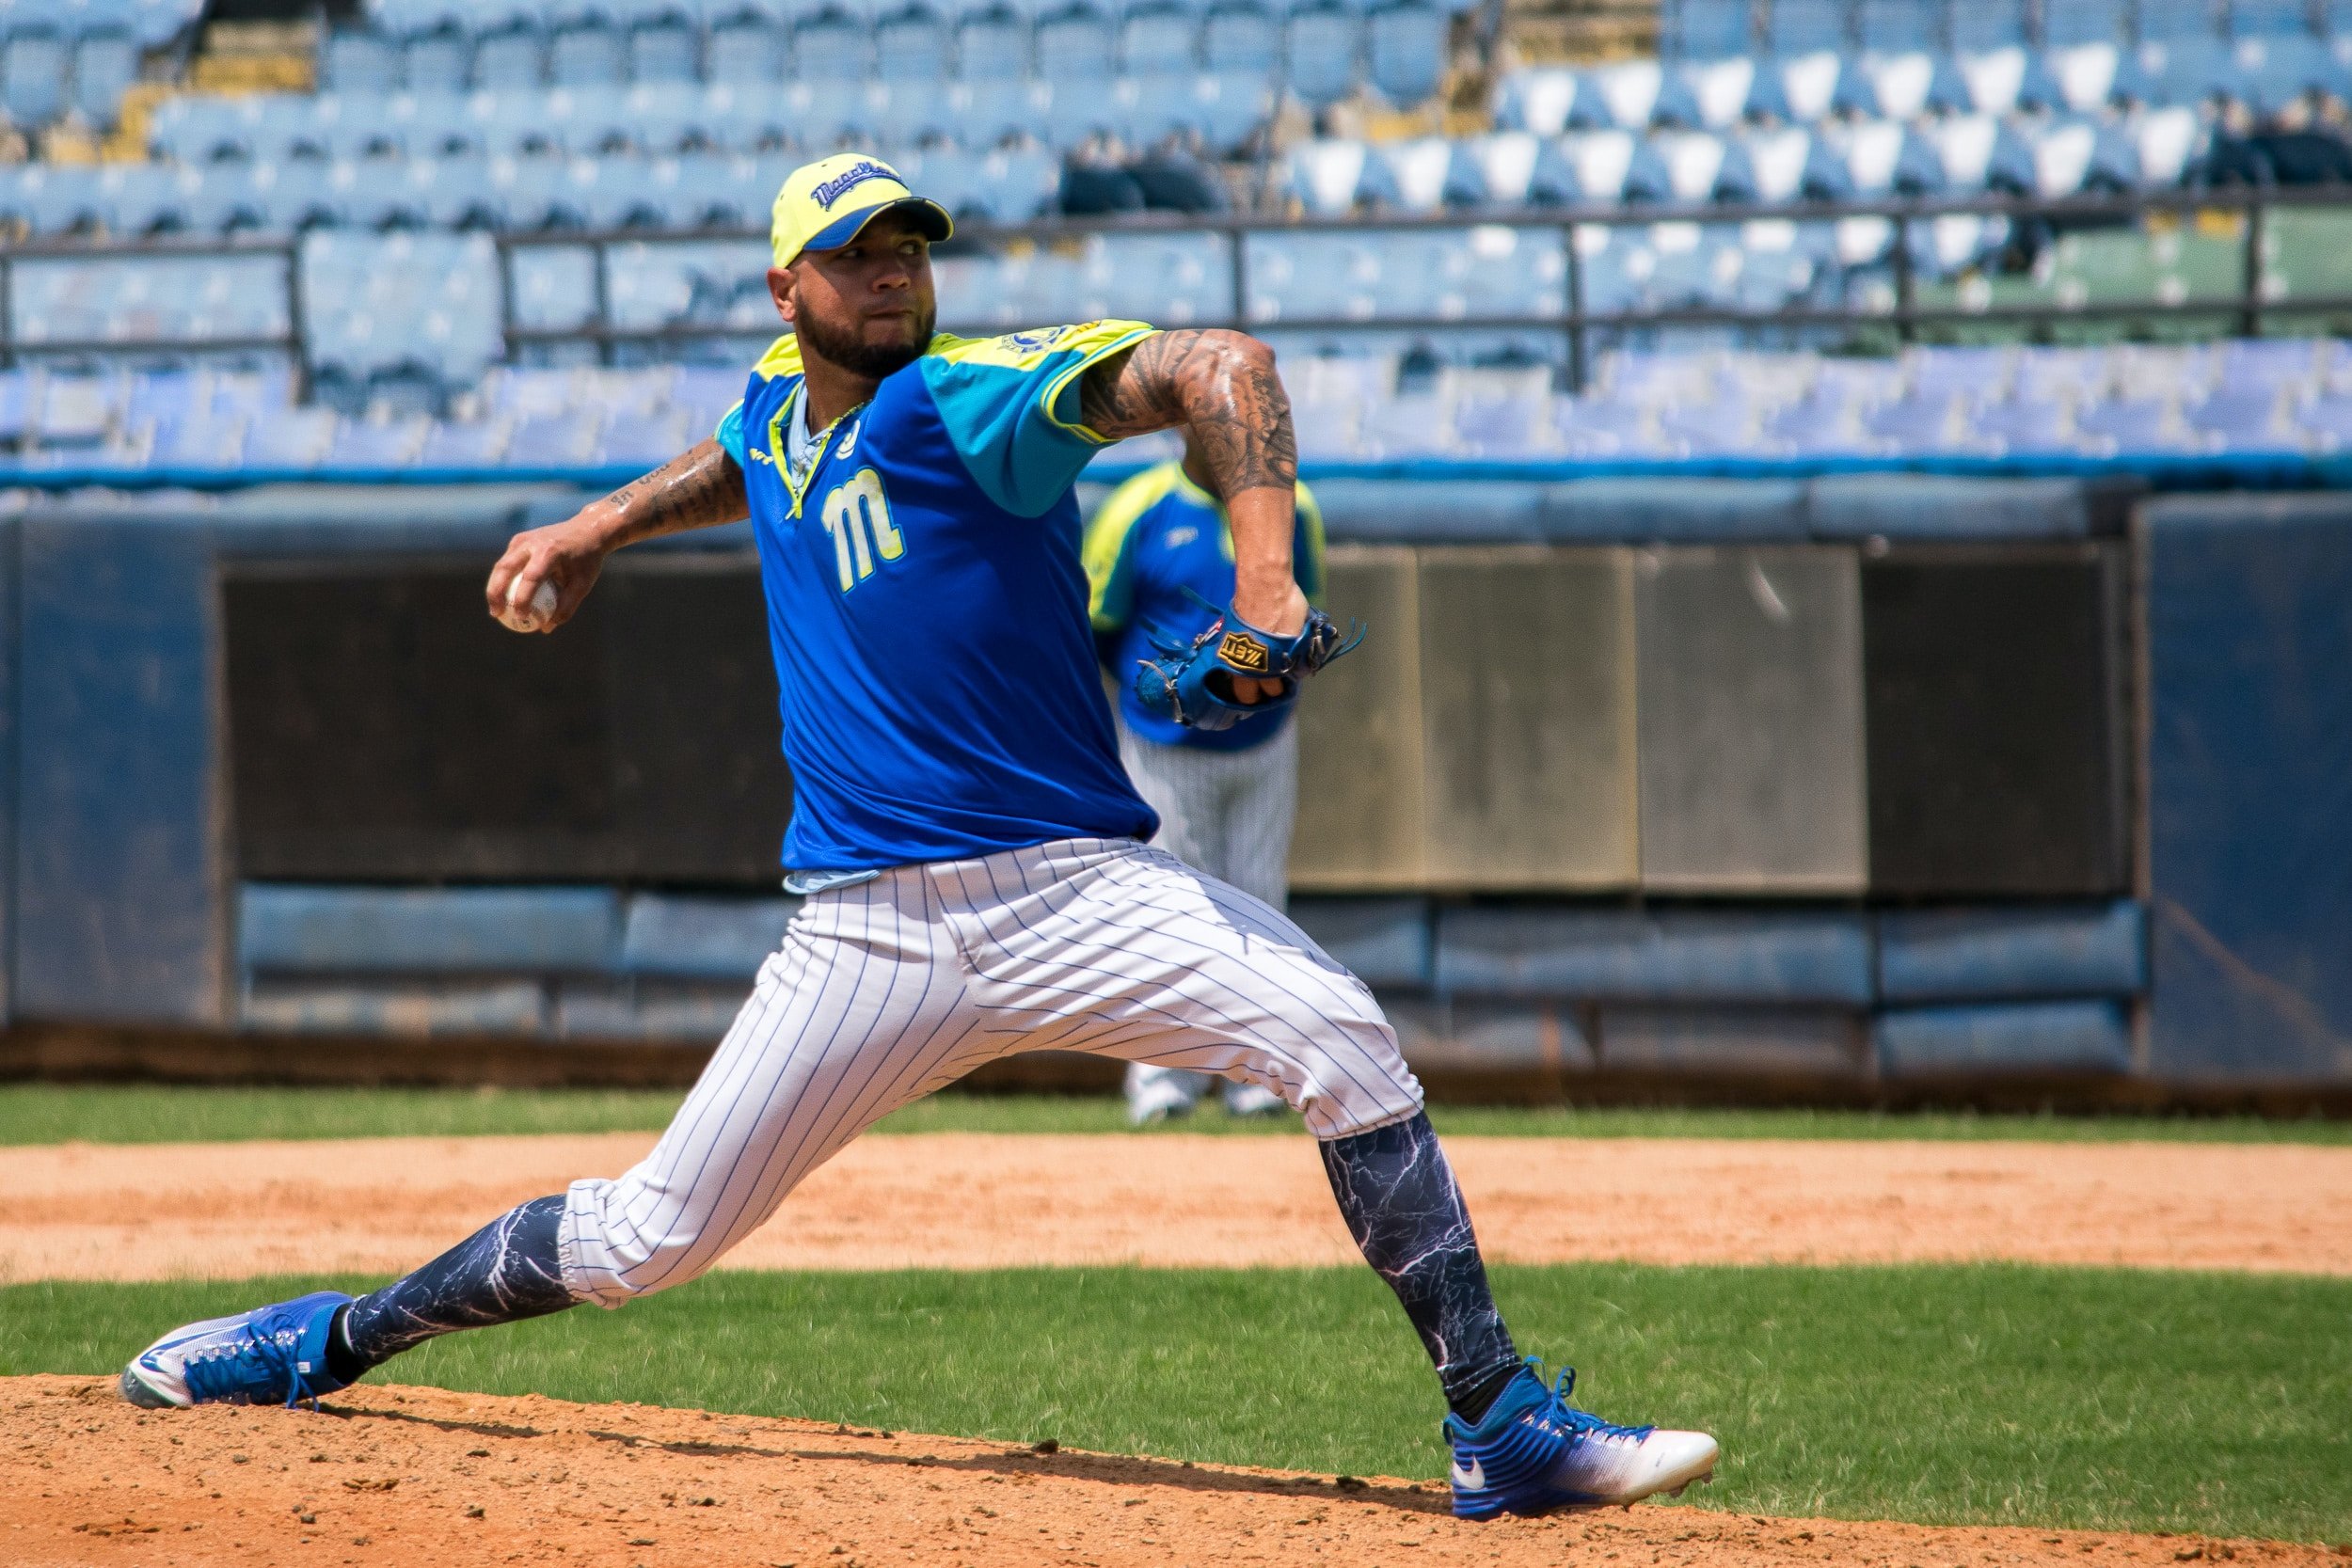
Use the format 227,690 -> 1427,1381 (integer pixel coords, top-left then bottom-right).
118,153 -> 1717,1518
1085,436 -> 1324,1125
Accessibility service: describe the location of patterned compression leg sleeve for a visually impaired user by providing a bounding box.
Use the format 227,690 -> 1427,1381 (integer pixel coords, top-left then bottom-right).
1320,1112 -> 1521,1414
335,1194 -> 576,1374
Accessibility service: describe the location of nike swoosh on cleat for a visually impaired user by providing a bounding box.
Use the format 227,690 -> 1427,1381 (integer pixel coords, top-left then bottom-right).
1450,1457 -> 1486,1491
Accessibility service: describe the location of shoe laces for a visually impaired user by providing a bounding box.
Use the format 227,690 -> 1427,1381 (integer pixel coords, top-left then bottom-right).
1544,1365 -> 1656,1448
182,1307 -> 328,1411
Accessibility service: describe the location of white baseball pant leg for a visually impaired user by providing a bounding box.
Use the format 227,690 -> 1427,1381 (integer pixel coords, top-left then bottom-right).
558,836 -> 1421,1306
1115,715 -> 1299,1114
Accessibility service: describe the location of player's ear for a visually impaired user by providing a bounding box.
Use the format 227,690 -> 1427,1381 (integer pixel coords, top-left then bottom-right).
768,266 -> 796,325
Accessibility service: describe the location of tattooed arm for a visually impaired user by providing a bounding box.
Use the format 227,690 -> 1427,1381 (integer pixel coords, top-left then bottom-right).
1078,331 -> 1304,672
485,439 -> 748,634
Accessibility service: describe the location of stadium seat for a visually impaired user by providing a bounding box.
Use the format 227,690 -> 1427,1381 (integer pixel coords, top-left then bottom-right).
401,25 -> 472,93
1675,55 -> 1756,127
1953,43 -> 2034,114
548,7 -> 629,87
1765,0 -> 1844,55
2024,115 -> 2137,196
1462,129 -> 1576,205
1492,67 -> 1581,135
1855,0 -> 1936,54
1947,0 -> 2026,51
1651,128 -> 1744,202
1122,0 -> 1200,72
1365,0 -> 1446,107
4,29 -> 69,125
474,15 -> 549,89
322,26 -> 401,91
1584,59 -> 1678,129
626,6 -> 702,82
2233,33 -> 2348,117
2131,105 -> 2204,186
1758,48 -> 1845,123
242,405 -> 340,470
1377,135 -> 1481,210
876,0 -> 951,78
327,413 -> 432,467
2040,0 -> 2126,48
1664,0 -> 1750,57
1201,0 -> 1277,72
707,8 -> 789,84
1738,123 -> 1828,202
1285,2 -> 1359,107
793,4 -> 870,78
71,26 -> 139,126
1565,128 -> 1672,202
1843,49 -> 1956,119
1036,1 -> 1118,82
2041,40 -> 2137,112
954,1 -> 1029,79
1287,135 -> 1378,212
1919,112 -> 2034,192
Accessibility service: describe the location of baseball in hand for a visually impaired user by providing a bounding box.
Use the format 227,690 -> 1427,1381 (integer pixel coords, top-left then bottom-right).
509,579 -> 560,630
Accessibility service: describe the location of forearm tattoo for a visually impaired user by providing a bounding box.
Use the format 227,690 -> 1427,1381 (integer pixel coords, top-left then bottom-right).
602,438 -> 749,546
1078,329 -> 1299,500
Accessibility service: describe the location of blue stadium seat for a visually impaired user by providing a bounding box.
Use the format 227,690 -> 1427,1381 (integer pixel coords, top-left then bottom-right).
1938,0 -> 2020,51
708,8 -> 790,83
1491,67 -> 1580,135
1765,0 -> 1845,54
2040,0 -> 2125,47
1284,2 -> 1359,106
322,26 -> 402,91
2233,33 -> 2348,116
1365,0 -> 1445,107
1918,112 -> 2032,190
2129,104 -> 2205,184
794,3 -> 871,76
1670,55 -> 1756,126
475,14 -> 550,87
1585,59 -> 1695,129
1953,42 -> 2035,113
1757,47 -> 1845,122
1122,0 -> 1200,71
149,410 -> 251,470
4,29 -> 69,125
1036,1 -> 1117,82
549,8 -> 630,86
2023,114 -> 2137,195
1844,48 -> 1963,118
327,414 -> 432,467
1856,0 -> 1936,53
242,406 -> 340,470
1286,135 -> 1381,211
1651,127 -> 1746,201
1736,124 -> 1822,201
1558,127 -> 1670,201
1665,0 -> 1750,57
18,164 -> 106,234
626,7 -> 701,82
2227,0 -> 2303,35
875,0 -> 951,77
2040,40 -> 2138,112
954,2 -> 1030,78
402,24 -> 472,93
1201,0 -> 1277,71
1377,135 -> 1481,210
1461,129 -> 1576,204
71,26 -> 139,126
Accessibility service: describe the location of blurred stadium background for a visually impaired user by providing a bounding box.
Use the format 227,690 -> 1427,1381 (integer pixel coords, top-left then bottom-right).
0,0 -> 2346,1107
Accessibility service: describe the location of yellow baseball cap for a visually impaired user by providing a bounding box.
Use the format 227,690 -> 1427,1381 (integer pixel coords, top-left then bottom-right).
770,153 -> 954,269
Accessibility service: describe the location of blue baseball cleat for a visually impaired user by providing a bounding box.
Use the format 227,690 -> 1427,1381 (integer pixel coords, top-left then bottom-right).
1444,1361 -> 1717,1519
119,1291 -> 354,1410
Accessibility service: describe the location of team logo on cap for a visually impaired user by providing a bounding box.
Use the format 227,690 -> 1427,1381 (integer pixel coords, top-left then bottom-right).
812,160 -> 895,210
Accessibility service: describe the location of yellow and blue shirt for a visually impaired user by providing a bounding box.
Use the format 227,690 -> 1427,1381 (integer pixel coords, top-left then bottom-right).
713,320 -> 1161,876
1083,462 -> 1326,752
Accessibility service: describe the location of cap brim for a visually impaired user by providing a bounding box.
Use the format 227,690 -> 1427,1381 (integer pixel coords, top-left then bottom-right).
793,197 -> 955,262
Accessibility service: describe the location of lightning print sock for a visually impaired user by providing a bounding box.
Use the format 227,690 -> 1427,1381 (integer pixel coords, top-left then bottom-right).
1319,1111 -> 1522,1420
329,1194 -> 577,1379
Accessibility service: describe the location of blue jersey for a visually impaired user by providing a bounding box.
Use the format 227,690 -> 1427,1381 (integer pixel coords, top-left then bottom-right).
1083,462 -> 1326,752
714,321 -> 1161,877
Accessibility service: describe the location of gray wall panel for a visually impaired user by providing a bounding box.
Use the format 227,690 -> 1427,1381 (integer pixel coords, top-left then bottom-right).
1419,546 -> 1638,890
1635,546 -> 1867,893
1291,545 -> 1427,889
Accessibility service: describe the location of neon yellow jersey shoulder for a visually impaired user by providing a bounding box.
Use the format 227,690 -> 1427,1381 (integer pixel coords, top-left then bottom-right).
919,322 -> 1158,517
713,334 -> 806,464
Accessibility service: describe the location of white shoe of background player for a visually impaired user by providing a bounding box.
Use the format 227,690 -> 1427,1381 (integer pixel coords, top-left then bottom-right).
1222,1081 -> 1288,1117
1125,1066 -> 1203,1126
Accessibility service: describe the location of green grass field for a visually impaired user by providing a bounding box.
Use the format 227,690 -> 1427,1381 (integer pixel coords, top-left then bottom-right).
4,1083 -> 2347,1147
7,1262 -> 2345,1542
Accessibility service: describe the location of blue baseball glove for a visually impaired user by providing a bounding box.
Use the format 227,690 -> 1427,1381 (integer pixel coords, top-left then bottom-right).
1134,598 -> 1364,732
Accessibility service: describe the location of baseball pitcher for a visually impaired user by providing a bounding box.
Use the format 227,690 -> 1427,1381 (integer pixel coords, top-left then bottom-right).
121,154 -> 1717,1518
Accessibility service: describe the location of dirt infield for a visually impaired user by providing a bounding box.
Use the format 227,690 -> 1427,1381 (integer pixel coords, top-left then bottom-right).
6,1375 -> 2339,1568
6,1132 -> 2350,1283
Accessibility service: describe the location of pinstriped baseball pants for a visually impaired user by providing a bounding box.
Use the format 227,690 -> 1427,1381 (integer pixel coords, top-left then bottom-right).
557,836 -> 1424,1307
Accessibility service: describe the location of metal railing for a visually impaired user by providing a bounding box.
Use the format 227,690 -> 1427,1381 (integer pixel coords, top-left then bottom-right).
0,182 -> 2346,397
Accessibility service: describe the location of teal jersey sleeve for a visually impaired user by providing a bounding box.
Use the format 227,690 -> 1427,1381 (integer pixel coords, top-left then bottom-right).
919,322 -> 1157,518
714,401 -> 748,467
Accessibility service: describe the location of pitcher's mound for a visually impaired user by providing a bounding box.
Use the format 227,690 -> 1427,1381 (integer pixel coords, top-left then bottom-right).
0,1376 -> 2328,1568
